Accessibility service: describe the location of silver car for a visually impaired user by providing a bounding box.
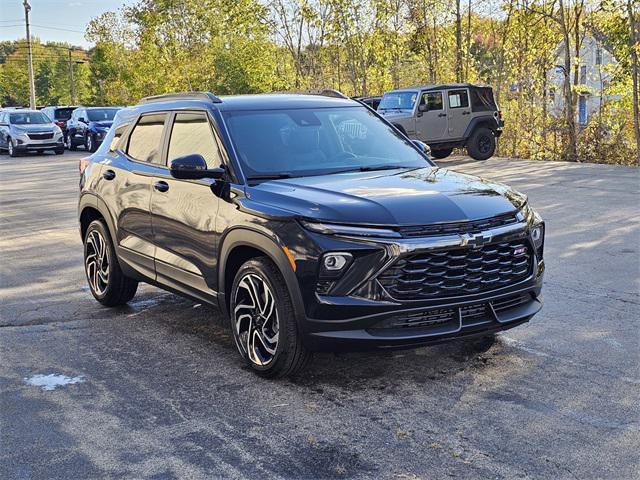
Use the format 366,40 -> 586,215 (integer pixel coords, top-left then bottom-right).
0,109 -> 65,157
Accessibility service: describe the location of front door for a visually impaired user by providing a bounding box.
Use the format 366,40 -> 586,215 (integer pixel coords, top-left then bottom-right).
446,88 -> 471,139
415,90 -> 448,142
150,111 -> 222,301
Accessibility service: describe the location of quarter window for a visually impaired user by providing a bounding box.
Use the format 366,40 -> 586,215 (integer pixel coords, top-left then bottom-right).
109,122 -> 130,152
448,90 -> 469,109
127,113 -> 167,164
167,112 -> 221,168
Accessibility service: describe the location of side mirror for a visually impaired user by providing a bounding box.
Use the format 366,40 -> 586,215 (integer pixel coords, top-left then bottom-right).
418,104 -> 428,113
78,117 -> 86,123
169,154 -> 225,180
412,140 -> 431,157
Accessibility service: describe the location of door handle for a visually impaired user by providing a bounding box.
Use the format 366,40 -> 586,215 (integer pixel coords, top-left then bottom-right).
438,113 -> 447,117
153,181 -> 169,193
462,111 -> 471,115
102,169 -> 116,180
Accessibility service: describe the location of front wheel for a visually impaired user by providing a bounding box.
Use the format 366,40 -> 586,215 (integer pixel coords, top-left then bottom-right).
467,127 -> 496,160
230,257 -> 311,377
8,138 -> 18,157
86,133 -> 97,152
84,220 -> 138,306
431,148 -> 453,159
66,133 -> 77,151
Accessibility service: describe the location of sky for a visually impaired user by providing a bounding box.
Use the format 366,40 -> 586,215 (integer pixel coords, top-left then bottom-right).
0,0 -> 131,48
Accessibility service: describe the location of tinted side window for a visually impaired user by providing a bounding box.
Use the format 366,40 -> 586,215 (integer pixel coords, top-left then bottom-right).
168,112 -> 221,168
422,92 -> 443,110
127,113 -> 167,164
109,122 -> 130,152
448,90 -> 469,109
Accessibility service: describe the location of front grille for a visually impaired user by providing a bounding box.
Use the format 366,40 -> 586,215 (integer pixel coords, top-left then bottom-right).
378,239 -> 532,300
398,212 -> 519,238
27,132 -> 54,140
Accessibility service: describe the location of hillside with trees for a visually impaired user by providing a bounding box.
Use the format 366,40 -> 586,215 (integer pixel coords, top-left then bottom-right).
0,0 -> 637,164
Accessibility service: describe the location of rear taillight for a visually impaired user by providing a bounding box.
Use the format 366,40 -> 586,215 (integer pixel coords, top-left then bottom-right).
496,110 -> 503,120
79,157 -> 90,174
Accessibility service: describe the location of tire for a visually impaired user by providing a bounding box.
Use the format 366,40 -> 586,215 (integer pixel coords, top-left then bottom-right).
84,220 -> 138,307
55,148 -> 64,155
467,127 -> 496,160
230,257 -> 311,378
431,148 -> 453,159
36,150 -> 45,155
8,138 -> 18,157
67,133 -> 77,151
86,133 -> 97,153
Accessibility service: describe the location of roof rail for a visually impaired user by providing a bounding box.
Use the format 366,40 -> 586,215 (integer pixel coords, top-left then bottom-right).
276,89 -> 350,100
139,92 -> 222,105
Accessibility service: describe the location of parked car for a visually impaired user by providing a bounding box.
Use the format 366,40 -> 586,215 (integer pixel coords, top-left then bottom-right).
41,105 -> 77,141
78,91 -> 544,377
378,83 -> 504,160
66,106 -> 121,152
0,109 -> 64,156
353,95 -> 382,110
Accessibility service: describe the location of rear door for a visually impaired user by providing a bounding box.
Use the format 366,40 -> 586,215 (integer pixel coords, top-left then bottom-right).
446,88 -> 471,139
150,110 -> 222,301
415,90 -> 448,142
100,112 -> 169,280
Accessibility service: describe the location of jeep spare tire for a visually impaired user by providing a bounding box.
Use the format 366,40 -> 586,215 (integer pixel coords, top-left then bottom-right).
467,127 -> 496,160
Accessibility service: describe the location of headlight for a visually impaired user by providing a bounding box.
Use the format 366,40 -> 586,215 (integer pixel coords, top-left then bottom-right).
54,126 -> 62,134
531,223 -> 544,250
301,220 -> 401,238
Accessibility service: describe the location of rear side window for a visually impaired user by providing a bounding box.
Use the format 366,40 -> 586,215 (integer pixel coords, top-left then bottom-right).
470,88 -> 497,112
167,112 -> 221,168
448,90 -> 469,109
127,113 -> 167,164
109,122 -> 130,152
54,108 -> 74,120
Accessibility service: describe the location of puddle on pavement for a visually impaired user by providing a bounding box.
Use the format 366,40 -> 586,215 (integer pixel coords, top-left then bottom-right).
25,373 -> 85,391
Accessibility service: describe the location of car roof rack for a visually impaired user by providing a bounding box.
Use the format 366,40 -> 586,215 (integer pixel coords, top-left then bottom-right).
276,89 -> 350,100
139,92 -> 222,104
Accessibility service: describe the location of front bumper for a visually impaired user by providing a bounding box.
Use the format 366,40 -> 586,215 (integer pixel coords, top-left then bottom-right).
14,135 -> 64,151
303,279 -> 542,351
291,217 -> 544,352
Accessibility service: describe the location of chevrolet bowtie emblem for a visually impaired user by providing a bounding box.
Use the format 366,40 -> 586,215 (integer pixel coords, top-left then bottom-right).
460,232 -> 492,249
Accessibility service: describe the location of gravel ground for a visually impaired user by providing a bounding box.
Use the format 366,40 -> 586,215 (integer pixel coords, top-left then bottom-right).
1,151 -> 638,479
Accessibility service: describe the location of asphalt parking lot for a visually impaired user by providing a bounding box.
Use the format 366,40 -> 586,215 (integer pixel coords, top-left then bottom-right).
1,150 -> 638,479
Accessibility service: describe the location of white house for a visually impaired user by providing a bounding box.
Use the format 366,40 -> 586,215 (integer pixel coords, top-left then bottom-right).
548,34 -> 618,125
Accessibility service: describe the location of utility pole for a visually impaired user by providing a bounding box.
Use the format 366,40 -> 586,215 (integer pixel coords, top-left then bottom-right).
68,49 -> 76,105
23,0 -> 36,109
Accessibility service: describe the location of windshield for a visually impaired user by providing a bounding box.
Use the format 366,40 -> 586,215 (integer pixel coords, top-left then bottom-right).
54,108 -> 75,120
224,106 -> 431,179
9,112 -> 51,125
87,108 -> 119,122
378,91 -> 418,111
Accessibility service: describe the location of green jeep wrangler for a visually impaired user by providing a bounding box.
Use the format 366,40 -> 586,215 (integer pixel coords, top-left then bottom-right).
378,83 -> 503,160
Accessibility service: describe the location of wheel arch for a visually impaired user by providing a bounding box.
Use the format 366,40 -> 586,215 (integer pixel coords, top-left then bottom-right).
463,115 -> 499,141
78,194 -> 117,244
218,227 -> 305,327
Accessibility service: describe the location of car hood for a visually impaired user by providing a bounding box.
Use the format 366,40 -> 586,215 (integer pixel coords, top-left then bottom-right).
246,167 -> 527,226
12,123 -> 56,133
91,121 -> 113,129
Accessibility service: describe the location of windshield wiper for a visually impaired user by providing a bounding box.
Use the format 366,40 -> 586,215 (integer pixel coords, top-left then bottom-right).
246,173 -> 293,181
335,165 -> 417,174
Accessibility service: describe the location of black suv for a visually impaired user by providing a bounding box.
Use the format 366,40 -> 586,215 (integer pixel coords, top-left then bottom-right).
79,92 -> 544,377
66,106 -> 120,152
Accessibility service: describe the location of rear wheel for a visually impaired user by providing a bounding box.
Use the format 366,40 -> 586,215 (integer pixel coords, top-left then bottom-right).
67,133 -> 77,151
55,148 -> 64,155
84,220 -> 138,306
431,148 -> 453,159
86,133 -> 97,152
467,127 -> 496,160
230,257 -> 311,377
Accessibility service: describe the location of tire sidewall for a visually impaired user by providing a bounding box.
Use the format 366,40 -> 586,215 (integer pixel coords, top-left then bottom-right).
8,138 -> 16,157
468,127 -> 495,161
229,260 -> 290,373
84,220 -> 115,303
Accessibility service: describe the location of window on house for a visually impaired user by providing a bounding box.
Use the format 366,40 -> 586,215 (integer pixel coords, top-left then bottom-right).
596,47 -> 602,66
580,65 -> 587,84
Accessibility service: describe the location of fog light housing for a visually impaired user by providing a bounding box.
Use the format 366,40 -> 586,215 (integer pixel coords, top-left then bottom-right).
531,224 -> 544,249
320,252 -> 352,279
